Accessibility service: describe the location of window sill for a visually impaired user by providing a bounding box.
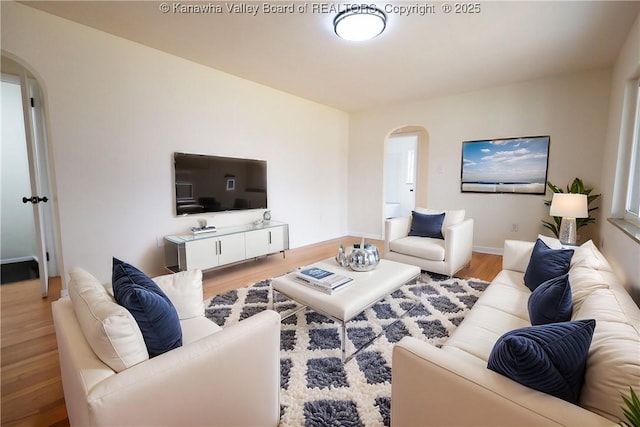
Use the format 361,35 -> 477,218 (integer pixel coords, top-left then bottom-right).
608,218 -> 640,244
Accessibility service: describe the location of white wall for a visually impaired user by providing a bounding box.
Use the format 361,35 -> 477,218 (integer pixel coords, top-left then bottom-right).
1,2 -> 349,284
0,78 -> 37,262
349,69 -> 612,252
599,14 -> 640,300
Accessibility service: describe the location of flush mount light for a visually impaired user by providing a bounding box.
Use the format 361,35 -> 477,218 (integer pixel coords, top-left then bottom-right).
334,6 -> 386,41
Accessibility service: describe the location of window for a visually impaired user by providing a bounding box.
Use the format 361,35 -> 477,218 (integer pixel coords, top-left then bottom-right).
624,82 -> 640,227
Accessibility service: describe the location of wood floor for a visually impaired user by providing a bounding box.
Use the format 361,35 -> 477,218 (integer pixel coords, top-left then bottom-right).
0,236 -> 501,427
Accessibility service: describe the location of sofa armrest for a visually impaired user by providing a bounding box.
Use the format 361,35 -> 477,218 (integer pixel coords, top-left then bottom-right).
392,337 -> 615,427
87,310 -> 281,427
384,216 -> 411,253
502,240 -> 535,273
443,218 -> 473,274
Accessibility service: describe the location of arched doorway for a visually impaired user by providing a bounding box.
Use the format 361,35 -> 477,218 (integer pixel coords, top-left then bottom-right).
1,54 -> 59,297
383,125 -> 430,223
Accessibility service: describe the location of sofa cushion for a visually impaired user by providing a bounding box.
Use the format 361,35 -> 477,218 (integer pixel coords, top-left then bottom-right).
537,234 -> 563,249
570,240 -> 613,272
153,270 -> 204,320
573,288 -> 640,422
444,304 -> 530,362
409,211 -> 445,239
415,208 -> 465,232
528,274 -> 572,325
523,239 -> 574,291
567,266 -> 610,312
68,267 -> 149,372
472,275 -> 531,321
181,316 -> 222,344
112,258 -> 182,357
389,236 -> 445,261
487,319 -> 595,404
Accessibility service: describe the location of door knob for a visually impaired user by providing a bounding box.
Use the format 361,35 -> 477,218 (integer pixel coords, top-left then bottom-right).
22,196 -> 49,204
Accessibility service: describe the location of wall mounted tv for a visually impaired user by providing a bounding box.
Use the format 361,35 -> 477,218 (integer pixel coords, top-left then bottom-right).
174,152 -> 267,215
460,135 -> 550,195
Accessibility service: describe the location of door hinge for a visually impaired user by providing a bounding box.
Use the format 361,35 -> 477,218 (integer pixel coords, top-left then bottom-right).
30,97 -> 35,108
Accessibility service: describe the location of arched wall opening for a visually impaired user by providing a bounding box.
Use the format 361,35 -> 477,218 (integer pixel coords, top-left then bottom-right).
1,51 -> 62,295
382,125 -> 430,235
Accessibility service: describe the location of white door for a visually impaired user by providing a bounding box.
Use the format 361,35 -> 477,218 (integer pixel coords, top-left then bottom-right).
185,238 -> 219,271
19,70 -> 50,297
245,229 -> 270,258
267,226 -> 286,253
217,233 -> 246,266
0,64 -> 55,297
385,135 -> 418,218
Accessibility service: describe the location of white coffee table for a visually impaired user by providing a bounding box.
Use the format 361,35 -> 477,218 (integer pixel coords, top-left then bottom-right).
271,257 -> 420,361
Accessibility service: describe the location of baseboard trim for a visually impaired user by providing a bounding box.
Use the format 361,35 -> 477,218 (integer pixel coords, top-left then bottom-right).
473,246 -> 503,255
1,255 -> 39,265
347,231 -> 384,241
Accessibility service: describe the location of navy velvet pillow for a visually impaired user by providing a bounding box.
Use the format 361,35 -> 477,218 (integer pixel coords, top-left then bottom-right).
487,319 -> 595,404
528,274 -> 573,325
408,211 -> 445,239
523,239 -> 574,291
112,258 -> 182,357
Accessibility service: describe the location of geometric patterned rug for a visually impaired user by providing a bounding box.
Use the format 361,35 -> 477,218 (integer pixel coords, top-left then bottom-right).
204,272 -> 489,427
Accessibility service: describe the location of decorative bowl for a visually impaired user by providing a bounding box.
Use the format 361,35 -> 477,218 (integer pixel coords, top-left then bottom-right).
347,237 -> 380,271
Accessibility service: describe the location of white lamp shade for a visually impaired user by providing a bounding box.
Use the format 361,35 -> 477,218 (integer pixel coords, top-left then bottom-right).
334,7 -> 386,41
549,193 -> 588,218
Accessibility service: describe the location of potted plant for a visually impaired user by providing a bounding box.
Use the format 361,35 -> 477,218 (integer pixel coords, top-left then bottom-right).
621,387 -> 640,427
542,178 -> 601,239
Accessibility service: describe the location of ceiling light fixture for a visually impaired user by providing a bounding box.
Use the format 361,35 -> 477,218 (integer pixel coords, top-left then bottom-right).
334,6 -> 386,41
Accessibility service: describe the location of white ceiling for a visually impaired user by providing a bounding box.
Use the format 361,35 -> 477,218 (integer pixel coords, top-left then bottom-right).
21,1 -> 640,112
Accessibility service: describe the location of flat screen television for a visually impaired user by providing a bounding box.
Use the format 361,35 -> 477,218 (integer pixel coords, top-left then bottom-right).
173,152 -> 267,215
460,136 -> 550,195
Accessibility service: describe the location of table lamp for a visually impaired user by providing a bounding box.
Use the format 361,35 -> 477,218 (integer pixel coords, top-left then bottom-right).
549,193 -> 588,245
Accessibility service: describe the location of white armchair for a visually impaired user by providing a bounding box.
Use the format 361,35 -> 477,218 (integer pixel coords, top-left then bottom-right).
52,267 -> 281,427
384,208 -> 474,276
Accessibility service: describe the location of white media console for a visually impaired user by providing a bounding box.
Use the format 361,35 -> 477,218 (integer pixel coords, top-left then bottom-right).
164,220 -> 289,273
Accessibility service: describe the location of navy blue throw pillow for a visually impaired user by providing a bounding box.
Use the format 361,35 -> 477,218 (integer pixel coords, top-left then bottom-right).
112,258 -> 182,357
528,274 -> 573,325
523,239 -> 574,291
408,211 -> 445,239
487,319 -> 595,404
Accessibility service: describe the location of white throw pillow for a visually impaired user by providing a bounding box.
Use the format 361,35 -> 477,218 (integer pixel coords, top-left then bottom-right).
153,269 -> 204,320
68,267 -> 149,372
570,240 -> 613,272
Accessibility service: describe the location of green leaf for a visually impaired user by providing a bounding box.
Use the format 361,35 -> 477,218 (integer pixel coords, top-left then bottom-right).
542,178 -> 601,238
621,387 -> 640,427
542,221 -> 559,238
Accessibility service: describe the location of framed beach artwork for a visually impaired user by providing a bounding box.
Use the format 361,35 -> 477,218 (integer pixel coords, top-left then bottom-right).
460,135 -> 550,194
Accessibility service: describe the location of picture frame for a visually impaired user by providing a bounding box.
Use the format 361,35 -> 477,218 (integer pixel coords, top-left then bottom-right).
460,135 -> 550,194
226,178 -> 235,191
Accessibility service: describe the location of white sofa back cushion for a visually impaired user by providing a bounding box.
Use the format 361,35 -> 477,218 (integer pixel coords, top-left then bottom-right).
153,269 -> 205,320
573,288 -> 640,422
415,208 -> 465,232
568,241 -> 616,311
68,267 -> 149,372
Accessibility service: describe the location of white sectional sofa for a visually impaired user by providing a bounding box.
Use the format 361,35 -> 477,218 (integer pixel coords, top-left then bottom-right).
52,267 -> 281,427
392,238 -> 640,426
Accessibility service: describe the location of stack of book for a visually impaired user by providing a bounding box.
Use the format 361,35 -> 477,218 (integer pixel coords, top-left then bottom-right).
294,267 -> 353,294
